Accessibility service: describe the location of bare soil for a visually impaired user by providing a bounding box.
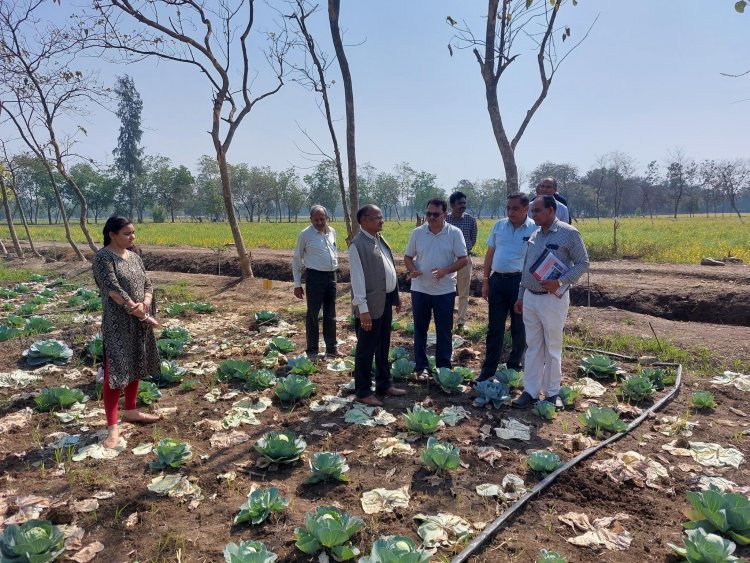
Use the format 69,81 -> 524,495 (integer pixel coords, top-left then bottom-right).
0,253 -> 749,562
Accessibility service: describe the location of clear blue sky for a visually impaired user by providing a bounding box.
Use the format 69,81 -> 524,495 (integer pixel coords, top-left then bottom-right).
16,1 -> 750,190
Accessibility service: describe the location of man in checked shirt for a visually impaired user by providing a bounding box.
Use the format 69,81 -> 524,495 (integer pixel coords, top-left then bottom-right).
511,195 -> 589,410
446,191 -> 478,333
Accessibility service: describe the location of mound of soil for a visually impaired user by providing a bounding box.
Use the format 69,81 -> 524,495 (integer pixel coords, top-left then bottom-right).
26,242 -> 750,327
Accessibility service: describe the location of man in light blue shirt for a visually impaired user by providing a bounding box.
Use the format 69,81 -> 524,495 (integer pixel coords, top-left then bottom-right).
477,192 -> 537,382
536,179 -> 569,223
292,205 -> 339,359
404,198 -> 468,378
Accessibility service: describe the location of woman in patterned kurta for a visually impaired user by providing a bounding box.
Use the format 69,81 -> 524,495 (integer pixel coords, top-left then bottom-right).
92,216 -> 161,448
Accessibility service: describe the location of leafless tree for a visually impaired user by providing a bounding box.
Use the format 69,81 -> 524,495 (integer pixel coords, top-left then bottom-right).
287,0 -> 352,240
0,166 -> 23,258
1,144 -> 43,258
86,0 -> 291,277
449,0 -> 595,191
0,0 -> 99,255
328,0 -> 359,235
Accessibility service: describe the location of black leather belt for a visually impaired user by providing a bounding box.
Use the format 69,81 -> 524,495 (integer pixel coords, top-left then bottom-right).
527,289 -> 548,295
491,271 -> 522,278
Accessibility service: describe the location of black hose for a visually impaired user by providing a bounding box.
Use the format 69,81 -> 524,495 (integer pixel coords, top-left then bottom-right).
451,362 -> 683,563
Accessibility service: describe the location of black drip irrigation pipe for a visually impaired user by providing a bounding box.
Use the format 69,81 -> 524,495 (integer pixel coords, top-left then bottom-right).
451,361 -> 683,563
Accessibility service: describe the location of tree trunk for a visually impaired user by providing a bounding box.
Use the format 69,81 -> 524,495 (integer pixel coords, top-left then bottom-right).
0,174 -> 23,258
12,187 -> 42,258
214,142 -> 252,278
329,0 -> 359,238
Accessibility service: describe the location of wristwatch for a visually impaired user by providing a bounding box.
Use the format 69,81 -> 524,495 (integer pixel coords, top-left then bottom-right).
557,279 -> 563,288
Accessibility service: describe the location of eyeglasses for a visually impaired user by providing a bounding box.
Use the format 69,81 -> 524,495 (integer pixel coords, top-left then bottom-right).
425,211 -> 443,218
529,208 -> 548,214
365,214 -> 383,220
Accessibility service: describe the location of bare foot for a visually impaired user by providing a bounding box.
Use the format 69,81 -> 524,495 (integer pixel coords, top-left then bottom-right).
122,410 -> 161,424
103,425 -> 120,449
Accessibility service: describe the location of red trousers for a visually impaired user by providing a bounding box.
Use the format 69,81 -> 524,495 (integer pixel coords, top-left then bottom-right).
102,359 -> 140,426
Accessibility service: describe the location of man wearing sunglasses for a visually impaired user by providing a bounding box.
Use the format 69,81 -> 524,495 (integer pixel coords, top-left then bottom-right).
404,199 -> 468,379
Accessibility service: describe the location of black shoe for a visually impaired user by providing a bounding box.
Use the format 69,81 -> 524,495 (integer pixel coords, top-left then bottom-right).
546,394 -> 564,410
511,391 -> 537,409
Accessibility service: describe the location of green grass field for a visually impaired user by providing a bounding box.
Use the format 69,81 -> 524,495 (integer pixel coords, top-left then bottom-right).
2,215 -> 748,263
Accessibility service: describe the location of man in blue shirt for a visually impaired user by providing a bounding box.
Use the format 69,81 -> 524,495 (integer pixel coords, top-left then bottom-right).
477,192 -> 537,382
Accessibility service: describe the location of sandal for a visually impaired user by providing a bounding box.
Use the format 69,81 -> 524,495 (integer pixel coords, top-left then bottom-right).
414,368 -> 431,382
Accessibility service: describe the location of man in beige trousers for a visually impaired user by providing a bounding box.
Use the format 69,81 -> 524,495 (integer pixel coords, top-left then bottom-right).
446,191 -> 477,333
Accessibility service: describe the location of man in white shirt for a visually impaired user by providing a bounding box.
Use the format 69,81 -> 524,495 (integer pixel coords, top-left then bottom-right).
349,204 -> 406,406
536,178 -> 569,223
292,205 -> 340,359
404,198 -> 468,379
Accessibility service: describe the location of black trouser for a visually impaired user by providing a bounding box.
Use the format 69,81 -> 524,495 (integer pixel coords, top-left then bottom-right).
305,269 -> 337,355
354,292 -> 395,398
479,272 -> 525,379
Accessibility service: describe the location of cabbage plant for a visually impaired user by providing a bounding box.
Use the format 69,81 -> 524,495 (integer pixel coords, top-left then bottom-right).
453,366 -> 477,381
684,487 -> 750,544
0,325 -> 21,342
473,380 -> 511,409
402,405 -> 442,435
388,346 -> 408,363
0,519 -> 65,562
0,288 -> 18,299
536,548 -> 568,563
190,302 -> 215,313
527,450 -> 562,473
35,386 -> 86,412
532,400 -> 556,420
433,368 -> 465,394
579,355 -> 618,378
86,334 -> 104,361
690,391 -> 717,410
156,338 -> 185,358
234,487 -> 289,525
641,367 -> 669,390
359,535 -> 432,563
268,336 -> 295,354
288,355 -> 318,375
24,339 -> 74,366
254,310 -> 279,325
13,283 -> 32,294
670,528 -> 741,563
254,431 -> 307,464
245,369 -> 277,391
157,360 -> 187,384
421,437 -> 461,472
558,386 -> 580,408
149,438 -> 192,470
620,374 -> 654,402
17,303 -> 41,315
224,539 -> 278,563
294,506 -> 365,561
39,288 -> 56,298
218,359 -> 253,381
578,406 -> 627,435
137,381 -> 162,405
390,358 -> 416,380
23,316 -> 54,335
305,452 -> 350,484
160,325 -> 190,343
275,374 -> 316,404
83,297 -> 102,312
5,315 -> 26,329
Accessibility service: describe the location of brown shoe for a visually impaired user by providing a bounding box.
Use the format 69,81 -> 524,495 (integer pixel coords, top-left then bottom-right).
355,395 -> 383,407
383,387 -> 407,397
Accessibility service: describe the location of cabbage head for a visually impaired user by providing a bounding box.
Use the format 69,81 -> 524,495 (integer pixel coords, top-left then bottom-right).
0,519 -> 65,562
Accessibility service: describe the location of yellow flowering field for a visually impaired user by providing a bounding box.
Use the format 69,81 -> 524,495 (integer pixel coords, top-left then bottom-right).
1,215 -> 748,263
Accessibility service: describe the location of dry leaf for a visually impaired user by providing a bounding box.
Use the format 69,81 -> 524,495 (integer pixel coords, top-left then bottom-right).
69,542 -> 105,562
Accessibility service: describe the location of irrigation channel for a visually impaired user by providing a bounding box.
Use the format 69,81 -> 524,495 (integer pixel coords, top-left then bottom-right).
452,348 -> 683,563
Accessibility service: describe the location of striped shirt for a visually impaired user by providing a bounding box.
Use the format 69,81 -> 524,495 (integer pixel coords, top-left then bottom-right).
519,219 -> 589,299
446,213 -> 478,252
